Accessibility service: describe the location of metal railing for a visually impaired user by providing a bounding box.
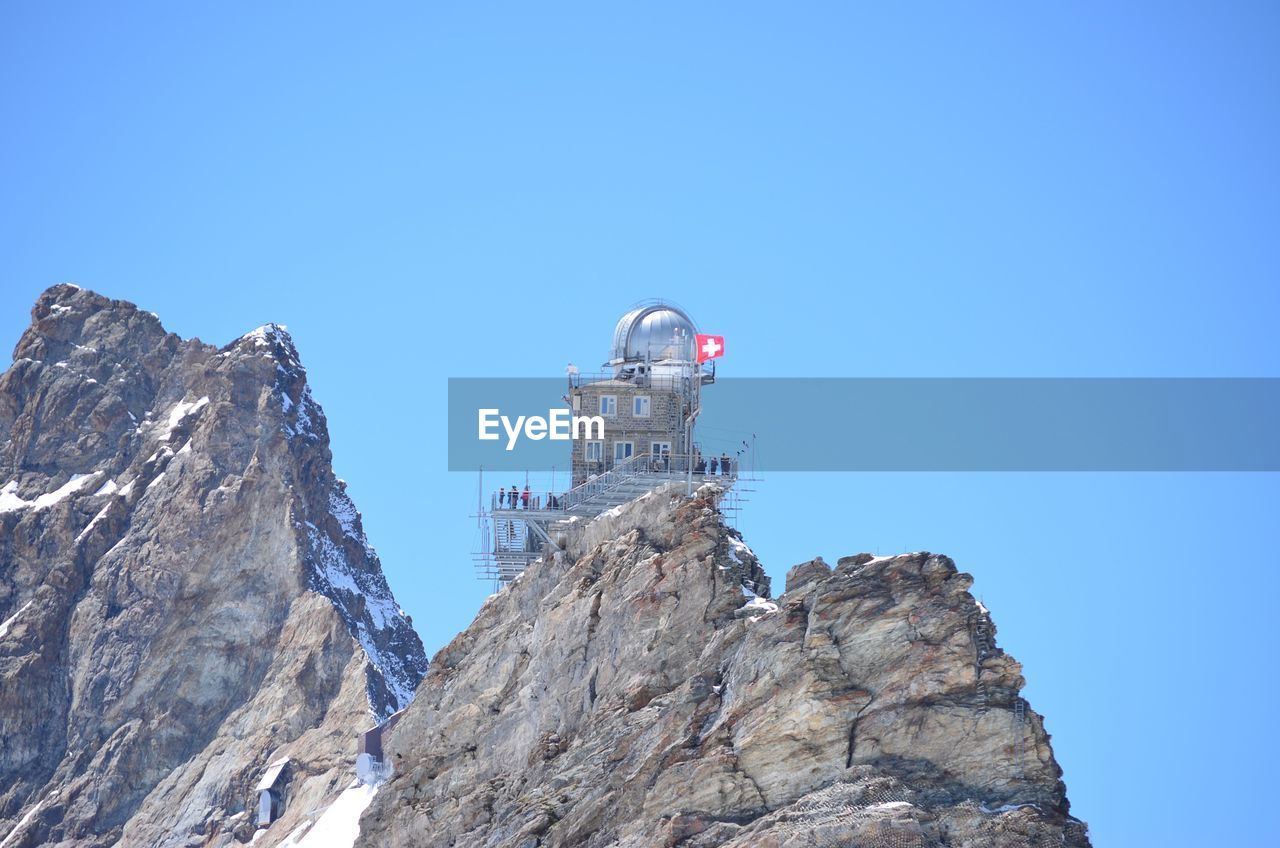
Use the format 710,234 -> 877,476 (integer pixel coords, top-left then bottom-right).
490,492 -> 552,511
561,452 -> 736,512
478,452 -> 740,585
560,451 -> 655,512
568,371 -> 694,392
487,453 -> 740,515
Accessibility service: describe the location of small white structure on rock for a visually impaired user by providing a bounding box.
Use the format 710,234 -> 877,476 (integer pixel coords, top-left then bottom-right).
254,756 -> 290,826
356,709 -> 404,784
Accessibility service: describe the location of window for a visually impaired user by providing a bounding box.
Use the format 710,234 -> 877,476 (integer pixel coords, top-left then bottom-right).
650,441 -> 671,457
613,441 -> 634,462
599,395 -> 617,416
633,395 -> 651,417
584,441 -> 603,462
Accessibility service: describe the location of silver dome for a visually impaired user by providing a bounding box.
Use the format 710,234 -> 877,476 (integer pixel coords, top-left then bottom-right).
608,303 -> 697,365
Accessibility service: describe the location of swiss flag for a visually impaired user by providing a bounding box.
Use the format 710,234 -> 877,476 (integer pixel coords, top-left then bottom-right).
696,334 -> 725,363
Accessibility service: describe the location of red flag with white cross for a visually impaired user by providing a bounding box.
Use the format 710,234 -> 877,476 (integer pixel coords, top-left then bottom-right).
696,334 -> 725,363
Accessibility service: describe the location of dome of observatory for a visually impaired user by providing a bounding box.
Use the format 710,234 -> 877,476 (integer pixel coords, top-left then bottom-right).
609,302 -> 697,364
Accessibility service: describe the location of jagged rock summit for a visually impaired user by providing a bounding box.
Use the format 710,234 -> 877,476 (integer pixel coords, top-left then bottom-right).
0,285 -> 427,847
0,285 -> 1089,848
358,484 -> 1090,847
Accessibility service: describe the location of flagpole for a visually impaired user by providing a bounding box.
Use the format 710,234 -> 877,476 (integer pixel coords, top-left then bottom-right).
686,386 -> 693,497
687,334 -> 720,496
687,342 -> 701,496
687,373 -> 697,496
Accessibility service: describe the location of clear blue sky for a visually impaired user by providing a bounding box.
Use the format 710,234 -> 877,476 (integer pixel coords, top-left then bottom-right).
3,3 -> 1277,845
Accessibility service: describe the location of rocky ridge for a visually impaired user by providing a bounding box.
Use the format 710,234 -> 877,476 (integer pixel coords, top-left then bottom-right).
0,284 -> 1090,848
358,483 -> 1090,847
0,285 -> 427,847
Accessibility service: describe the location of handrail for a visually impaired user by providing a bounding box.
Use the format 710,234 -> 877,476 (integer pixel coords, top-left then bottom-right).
568,371 -> 694,392
561,452 -> 736,512
491,492 -> 549,511
488,452 -> 738,516
561,452 -> 655,511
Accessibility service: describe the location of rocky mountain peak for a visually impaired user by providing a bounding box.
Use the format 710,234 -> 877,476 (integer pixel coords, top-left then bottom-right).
357,483 -> 1090,847
0,286 -> 426,846
19,284 -> 171,359
1,285 -> 1087,848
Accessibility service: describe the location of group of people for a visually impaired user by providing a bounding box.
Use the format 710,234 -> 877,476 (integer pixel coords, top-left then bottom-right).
694,453 -> 733,476
497,486 -> 563,511
498,485 -> 532,510
496,447 -> 735,513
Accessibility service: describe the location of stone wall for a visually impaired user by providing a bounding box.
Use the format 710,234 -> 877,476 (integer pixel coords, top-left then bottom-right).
570,379 -> 688,484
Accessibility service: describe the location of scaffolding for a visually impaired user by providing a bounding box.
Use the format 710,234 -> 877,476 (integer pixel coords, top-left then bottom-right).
1014,696 -> 1027,774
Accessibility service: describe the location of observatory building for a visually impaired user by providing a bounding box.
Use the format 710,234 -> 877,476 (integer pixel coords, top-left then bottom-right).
567,303 -> 716,485
478,301 -> 739,585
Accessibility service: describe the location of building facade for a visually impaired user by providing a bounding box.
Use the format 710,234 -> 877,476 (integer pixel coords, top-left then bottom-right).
567,302 -> 712,486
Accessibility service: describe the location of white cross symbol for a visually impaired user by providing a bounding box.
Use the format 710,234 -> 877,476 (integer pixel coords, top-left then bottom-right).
701,337 -> 722,358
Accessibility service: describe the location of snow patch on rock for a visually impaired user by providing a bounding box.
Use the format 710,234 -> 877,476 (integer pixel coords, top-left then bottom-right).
242,324 -> 291,348
275,780 -> 378,848
282,387 -> 318,440
158,396 -> 209,441
741,594 -> 780,618
727,536 -> 754,565
0,600 -> 34,640
75,504 -> 113,544
302,487 -> 419,715
0,473 -> 97,514
0,796 -> 44,848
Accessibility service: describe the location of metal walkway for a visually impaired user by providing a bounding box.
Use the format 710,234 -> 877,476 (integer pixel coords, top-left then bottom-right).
477,453 -> 738,584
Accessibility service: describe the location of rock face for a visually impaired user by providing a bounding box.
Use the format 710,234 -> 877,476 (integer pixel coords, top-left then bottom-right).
0,286 -> 427,847
359,485 -> 1090,847
0,284 -> 1089,848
